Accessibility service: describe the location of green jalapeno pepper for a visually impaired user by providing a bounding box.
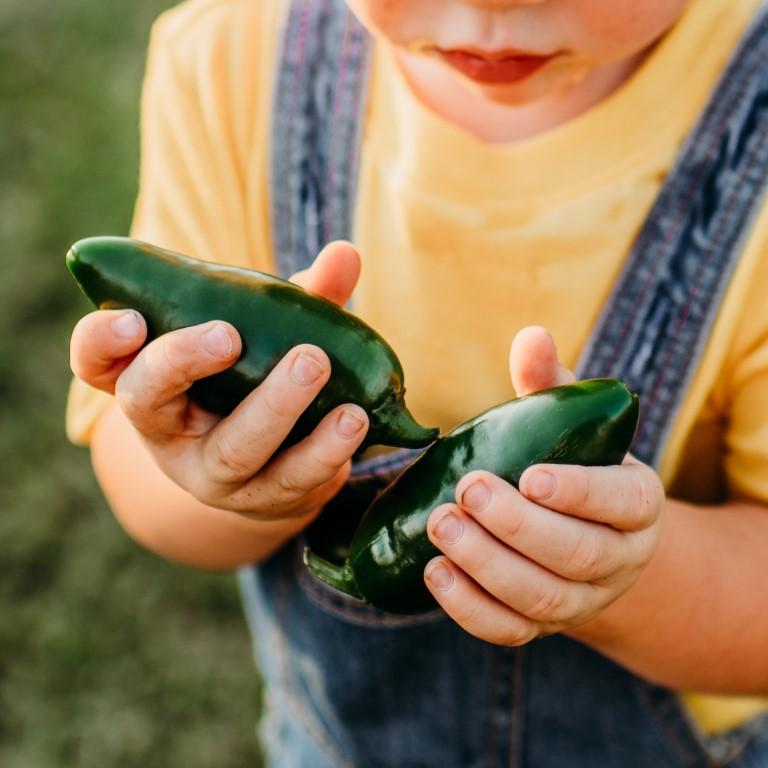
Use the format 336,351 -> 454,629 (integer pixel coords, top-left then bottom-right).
66,237 -> 438,448
305,378 -> 639,614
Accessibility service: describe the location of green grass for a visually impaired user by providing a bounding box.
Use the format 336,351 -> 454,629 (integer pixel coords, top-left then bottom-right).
0,1 -> 263,765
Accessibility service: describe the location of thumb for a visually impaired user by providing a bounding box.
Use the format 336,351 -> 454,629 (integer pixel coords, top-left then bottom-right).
290,241 -> 361,307
509,326 -> 575,397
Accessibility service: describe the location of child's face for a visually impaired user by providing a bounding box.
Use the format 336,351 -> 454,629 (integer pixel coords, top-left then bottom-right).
346,0 -> 689,105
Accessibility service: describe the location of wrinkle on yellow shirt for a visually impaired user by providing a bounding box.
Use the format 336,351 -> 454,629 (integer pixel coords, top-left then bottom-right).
66,0 -> 768,735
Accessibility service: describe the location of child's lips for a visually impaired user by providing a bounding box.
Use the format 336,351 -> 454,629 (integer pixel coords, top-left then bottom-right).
436,48 -> 556,85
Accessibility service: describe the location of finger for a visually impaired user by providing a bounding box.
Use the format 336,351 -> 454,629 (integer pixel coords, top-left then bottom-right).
115,321 -> 241,437
509,326 -> 574,397
518,462 -> 664,532
423,556 -> 539,646
201,344 -> 333,487
427,504 -> 598,625
455,471 -> 628,583
228,404 -> 369,515
70,309 -> 147,393
290,240 -> 361,306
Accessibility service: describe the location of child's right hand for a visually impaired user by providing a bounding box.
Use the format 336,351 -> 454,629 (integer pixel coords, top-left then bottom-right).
69,241 -> 369,523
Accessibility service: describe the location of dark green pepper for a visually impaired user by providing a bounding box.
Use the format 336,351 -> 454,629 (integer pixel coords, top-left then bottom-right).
66,237 -> 438,448
305,379 -> 639,614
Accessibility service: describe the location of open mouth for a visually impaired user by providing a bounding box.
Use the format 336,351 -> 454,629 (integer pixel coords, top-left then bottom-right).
436,48 -> 556,84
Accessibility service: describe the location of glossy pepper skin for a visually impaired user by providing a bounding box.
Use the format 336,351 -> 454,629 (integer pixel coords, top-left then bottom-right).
305,379 -> 640,614
66,237 -> 438,449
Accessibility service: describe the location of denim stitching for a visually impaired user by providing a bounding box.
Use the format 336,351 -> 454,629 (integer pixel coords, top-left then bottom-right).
278,0 -> 313,275
637,55 -> 768,422
272,0 -> 371,278
713,712 -> 768,766
636,683 -> 716,767
587,18 -> 762,376
508,647 -> 526,768
273,554 -> 357,768
641,142 -> 768,434
594,70 -> 751,378
485,646 -> 500,768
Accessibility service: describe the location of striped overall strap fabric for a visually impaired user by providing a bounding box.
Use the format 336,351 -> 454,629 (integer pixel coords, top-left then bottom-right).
576,7 -> 768,467
269,0 -> 425,477
270,0 -> 372,278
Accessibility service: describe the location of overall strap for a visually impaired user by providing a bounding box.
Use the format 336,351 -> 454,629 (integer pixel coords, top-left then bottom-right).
270,0 -> 372,278
576,7 -> 768,467
269,0 -> 423,477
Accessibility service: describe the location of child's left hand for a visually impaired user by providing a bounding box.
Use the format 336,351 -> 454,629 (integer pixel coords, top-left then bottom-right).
424,326 -> 665,645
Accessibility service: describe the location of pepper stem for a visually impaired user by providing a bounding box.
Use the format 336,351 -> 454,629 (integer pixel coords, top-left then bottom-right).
303,549 -> 364,600
371,394 -> 439,448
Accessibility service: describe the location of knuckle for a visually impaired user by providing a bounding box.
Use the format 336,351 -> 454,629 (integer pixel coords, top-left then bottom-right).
525,583 -> 568,622
496,498 -> 526,541
505,506 -> 526,539
136,341 -> 185,397
464,549 -> 494,584
185,476 -> 220,508
631,472 -> 646,508
69,353 -> 88,381
275,468 -> 312,500
114,379 -> 143,421
227,484 -> 278,516
226,482 -> 274,515
157,336 -> 193,385
564,530 -> 602,581
262,388 -> 295,421
575,470 -> 593,510
630,470 -> 662,529
309,444 -> 345,476
454,598 -> 483,628
70,312 -> 98,344
502,621 -> 537,648
210,434 -> 255,482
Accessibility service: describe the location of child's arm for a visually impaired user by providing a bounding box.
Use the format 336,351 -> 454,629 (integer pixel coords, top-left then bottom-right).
567,496 -> 768,693
424,327 -> 768,694
71,243 -> 369,570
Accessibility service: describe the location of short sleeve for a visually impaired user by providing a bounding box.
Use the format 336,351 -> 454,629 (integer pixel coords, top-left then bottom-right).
129,9 -> 255,263
724,330 -> 768,502
719,230 -> 768,502
66,0 -> 279,444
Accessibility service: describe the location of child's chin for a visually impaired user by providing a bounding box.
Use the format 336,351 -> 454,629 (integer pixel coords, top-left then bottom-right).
468,67 -> 588,108
467,78 -> 560,107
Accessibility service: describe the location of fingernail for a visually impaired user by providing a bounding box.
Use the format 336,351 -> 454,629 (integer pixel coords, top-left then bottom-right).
201,324 -> 233,357
112,310 -> 140,339
525,469 -> 556,501
434,512 -> 462,543
426,562 -> 453,591
291,353 -> 324,386
461,481 -> 490,512
337,408 -> 365,438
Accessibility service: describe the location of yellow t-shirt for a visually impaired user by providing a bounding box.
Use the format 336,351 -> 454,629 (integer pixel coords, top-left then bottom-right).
66,0 -> 768,736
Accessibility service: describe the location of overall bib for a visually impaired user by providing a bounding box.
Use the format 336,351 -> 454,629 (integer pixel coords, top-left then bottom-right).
239,2 -> 768,765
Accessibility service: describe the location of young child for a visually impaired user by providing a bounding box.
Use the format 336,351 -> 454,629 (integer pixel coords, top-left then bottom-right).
67,0 -> 768,764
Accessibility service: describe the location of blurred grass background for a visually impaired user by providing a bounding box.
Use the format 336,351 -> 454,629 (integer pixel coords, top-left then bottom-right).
0,1 -> 264,765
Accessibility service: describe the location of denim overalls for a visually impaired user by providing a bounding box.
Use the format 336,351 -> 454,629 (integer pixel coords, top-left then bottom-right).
239,2 -> 768,765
